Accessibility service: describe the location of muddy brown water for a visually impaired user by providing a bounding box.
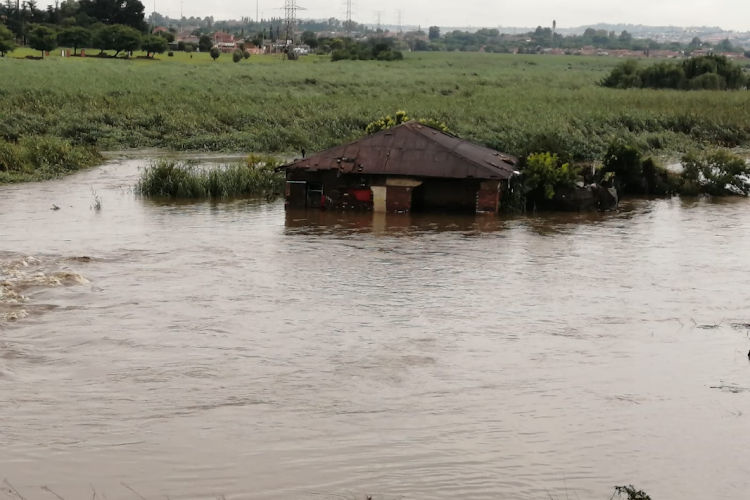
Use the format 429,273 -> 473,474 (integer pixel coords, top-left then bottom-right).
1,158 -> 750,500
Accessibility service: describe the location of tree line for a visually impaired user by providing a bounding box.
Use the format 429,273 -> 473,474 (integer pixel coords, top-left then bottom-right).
410,25 -> 749,56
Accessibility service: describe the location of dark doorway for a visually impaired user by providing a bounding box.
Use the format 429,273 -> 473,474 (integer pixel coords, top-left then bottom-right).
411,179 -> 478,213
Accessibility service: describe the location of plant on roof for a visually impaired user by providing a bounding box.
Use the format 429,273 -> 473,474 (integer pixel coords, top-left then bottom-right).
365,111 -> 453,135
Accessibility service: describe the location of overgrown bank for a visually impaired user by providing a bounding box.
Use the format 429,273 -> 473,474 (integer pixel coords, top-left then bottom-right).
2,53 -> 750,185
0,136 -> 101,183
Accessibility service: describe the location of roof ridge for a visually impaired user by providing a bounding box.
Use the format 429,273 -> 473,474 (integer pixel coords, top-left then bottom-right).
403,122 -> 516,176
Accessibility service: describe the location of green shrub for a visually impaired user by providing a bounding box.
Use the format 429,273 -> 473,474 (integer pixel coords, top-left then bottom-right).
210,47 -> 220,61
522,152 -> 579,200
602,136 -> 645,193
168,51 -> 174,57
243,50 -> 251,60
681,149 -> 750,196
232,49 -> 242,63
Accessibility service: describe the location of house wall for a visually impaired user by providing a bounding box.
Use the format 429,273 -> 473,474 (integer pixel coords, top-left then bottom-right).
284,171 -> 504,214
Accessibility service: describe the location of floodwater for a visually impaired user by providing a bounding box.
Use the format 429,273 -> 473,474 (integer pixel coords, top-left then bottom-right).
1,158 -> 750,500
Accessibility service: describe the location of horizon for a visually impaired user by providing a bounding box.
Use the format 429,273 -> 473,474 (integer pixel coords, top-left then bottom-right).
35,0 -> 750,33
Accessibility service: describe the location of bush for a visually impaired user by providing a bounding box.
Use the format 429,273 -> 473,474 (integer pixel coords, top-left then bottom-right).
167,51 -> 174,57
681,149 -> 750,196
243,50 -> 251,60
522,152 -> 579,200
688,72 -> 724,90
210,47 -> 220,61
601,59 -> 641,89
232,49 -> 242,63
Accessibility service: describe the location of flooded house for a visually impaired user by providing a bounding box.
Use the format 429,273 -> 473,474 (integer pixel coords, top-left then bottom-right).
279,122 -> 519,214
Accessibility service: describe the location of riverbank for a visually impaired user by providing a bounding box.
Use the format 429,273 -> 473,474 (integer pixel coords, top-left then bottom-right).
2,52 -> 750,183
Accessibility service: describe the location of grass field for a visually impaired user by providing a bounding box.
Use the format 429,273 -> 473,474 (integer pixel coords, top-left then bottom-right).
1,50 -> 749,182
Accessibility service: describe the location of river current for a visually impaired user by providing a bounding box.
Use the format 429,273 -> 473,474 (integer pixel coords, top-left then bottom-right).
1,158 -> 749,500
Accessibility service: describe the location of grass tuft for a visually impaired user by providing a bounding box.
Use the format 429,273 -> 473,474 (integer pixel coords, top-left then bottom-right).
134,155 -> 285,199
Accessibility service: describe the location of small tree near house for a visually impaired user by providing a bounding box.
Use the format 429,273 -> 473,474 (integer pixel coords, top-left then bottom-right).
28,25 -> 58,58
141,35 -> 168,58
210,47 -> 220,61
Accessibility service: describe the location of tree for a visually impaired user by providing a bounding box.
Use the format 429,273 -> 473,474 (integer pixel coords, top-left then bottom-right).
57,26 -> 91,55
28,25 -> 58,57
177,40 -> 185,51
583,27 -> 597,37
242,50 -> 250,59
198,34 -> 212,52
0,24 -> 18,57
78,0 -> 146,31
428,26 -> 440,40
184,43 -> 194,58
209,46 -> 220,60
715,38 -> 736,53
618,30 -> 632,43
232,48 -> 241,62
95,24 -> 141,56
141,34 -> 167,57
158,30 -> 174,43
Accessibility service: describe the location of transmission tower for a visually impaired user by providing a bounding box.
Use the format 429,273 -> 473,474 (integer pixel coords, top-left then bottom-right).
345,0 -> 353,34
375,10 -> 382,32
396,9 -> 403,35
282,0 -> 305,50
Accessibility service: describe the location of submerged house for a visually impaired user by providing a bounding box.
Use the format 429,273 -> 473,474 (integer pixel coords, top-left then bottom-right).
279,122 -> 518,214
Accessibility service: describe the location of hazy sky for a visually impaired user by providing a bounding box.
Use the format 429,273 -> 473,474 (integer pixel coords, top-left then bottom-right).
45,0 -> 750,31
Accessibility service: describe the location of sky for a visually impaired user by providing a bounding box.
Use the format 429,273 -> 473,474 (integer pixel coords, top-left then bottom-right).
42,0 -> 750,32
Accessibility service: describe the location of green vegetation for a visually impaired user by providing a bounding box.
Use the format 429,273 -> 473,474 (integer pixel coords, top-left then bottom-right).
0,137 -> 102,183
522,152 -> 579,200
94,24 -> 142,56
134,155 -> 285,199
58,27 -> 93,56
364,111 -> 451,135
210,47 -> 221,61
0,24 -> 18,57
1,52 -> 749,187
232,49 -> 242,63
332,39 -> 403,61
141,35 -> 168,58
681,149 -> 750,196
602,55 -> 748,90
28,26 -> 58,57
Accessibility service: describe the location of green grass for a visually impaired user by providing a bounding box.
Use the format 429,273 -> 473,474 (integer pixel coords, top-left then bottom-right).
134,155 -> 285,198
0,136 -> 102,183
2,51 -> 750,183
